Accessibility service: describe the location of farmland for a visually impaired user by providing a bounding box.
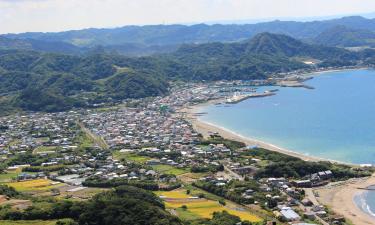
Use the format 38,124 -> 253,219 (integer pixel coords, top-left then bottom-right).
151,165 -> 189,176
5,179 -> 64,192
0,171 -> 21,182
112,151 -> 151,163
155,189 -> 262,223
33,146 -> 59,154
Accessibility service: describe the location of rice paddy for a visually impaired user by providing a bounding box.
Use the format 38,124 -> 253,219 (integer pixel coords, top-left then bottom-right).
156,189 -> 262,223
155,190 -> 191,199
5,179 -> 64,192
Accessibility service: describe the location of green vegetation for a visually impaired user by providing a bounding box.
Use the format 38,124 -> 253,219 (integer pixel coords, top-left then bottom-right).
193,179 -> 274,206
0,220 -> 58,225
201,137 -> 246,151
2,32 -> 375,113
314,25 -> 375,47
0,50 -> 169,113
4,16 -> 375,48
151,165 -> 189,176
33,146 -> 59,154
0,185 -> 182,225
82,177 -> 181,191
243,148 -> 373,179
112,151 -> 151,163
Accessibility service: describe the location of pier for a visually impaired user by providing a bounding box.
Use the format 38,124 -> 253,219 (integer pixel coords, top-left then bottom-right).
226,92 -> 276,104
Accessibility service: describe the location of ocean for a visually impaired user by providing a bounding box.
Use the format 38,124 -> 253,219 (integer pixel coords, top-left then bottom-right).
198,69 -> 375,164
197,69 -> 375,218
355,187 -> 375,219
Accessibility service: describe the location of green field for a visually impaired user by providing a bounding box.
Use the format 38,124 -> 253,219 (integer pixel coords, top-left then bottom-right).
0,171 -> 20,182
33,146 -> 59,154
74,130 -> 95,149
112,151 -> 151,163
151,165 -> 189,176
175,207 -> 201,221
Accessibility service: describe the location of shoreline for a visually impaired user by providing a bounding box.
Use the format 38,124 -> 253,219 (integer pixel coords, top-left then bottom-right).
290,66 -> 371,78
183,103 -> 352,164
180,67 -> 375,223
184,104 -> 375,224
183,67 -> 374,165
315,175 -> 375,225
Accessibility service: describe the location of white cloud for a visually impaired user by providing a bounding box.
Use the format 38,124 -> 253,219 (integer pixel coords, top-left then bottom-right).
0,0 -> 375,34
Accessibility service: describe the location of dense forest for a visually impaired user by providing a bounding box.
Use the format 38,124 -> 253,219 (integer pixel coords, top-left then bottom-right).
0,185 -> 256,225
313,25 -> 375,47
1,32 -> 375,113
0,185 -> 182,225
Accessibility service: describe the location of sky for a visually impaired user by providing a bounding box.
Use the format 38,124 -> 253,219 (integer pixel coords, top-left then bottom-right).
1,0 -> 375,34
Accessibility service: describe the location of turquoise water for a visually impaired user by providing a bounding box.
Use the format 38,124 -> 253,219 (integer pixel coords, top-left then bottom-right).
199,69 -> 375,164
199,69 -> 375,218
355,187 -> 375,219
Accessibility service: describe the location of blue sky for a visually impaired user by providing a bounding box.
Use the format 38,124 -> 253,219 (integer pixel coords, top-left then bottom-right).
1,0 -> 375,34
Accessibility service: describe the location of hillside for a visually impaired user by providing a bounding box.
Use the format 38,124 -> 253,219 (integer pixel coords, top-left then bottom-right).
314,25 -> 375,47
1,33 -> 375,113
0,37 -> 82,54
0,50 -> 169,113
167,33 -> 367,80
3,16 -> 375,48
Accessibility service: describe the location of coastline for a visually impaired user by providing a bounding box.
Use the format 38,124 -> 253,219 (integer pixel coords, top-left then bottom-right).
182,66 -> 374,165
183,103 -> 375,224
315,175 -> 375,225
292,66 -> 371,78
183,103 -> 349,164
180,67 -> 375,224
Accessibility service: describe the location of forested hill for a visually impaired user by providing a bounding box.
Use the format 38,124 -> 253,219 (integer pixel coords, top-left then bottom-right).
3,16 -> 375,48
313,25 -> 375,47
0,37 -> 82,54
0,50 -> 169,113
166,32 -> 374,80
1,32 -> 375,113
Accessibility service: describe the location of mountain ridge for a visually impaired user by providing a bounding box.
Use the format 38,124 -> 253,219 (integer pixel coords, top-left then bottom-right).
3,16 -> 375,48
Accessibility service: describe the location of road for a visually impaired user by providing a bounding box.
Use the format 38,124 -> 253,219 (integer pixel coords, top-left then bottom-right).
77,122 -> 109,150
223,165 -> 244,181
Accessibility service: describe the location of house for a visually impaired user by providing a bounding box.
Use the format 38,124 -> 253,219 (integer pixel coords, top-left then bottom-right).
146,159 -> 161,165
279,207 -> 301,221
232,166 -> 258,175
292,180 -> 312,188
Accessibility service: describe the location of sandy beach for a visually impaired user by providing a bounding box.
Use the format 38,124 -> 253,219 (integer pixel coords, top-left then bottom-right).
315,175 -> 375,225
182,103 -> 345,163
181,99 -> 375,225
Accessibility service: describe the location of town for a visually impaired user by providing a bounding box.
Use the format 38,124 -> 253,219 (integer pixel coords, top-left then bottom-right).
0,79 -> 372,225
